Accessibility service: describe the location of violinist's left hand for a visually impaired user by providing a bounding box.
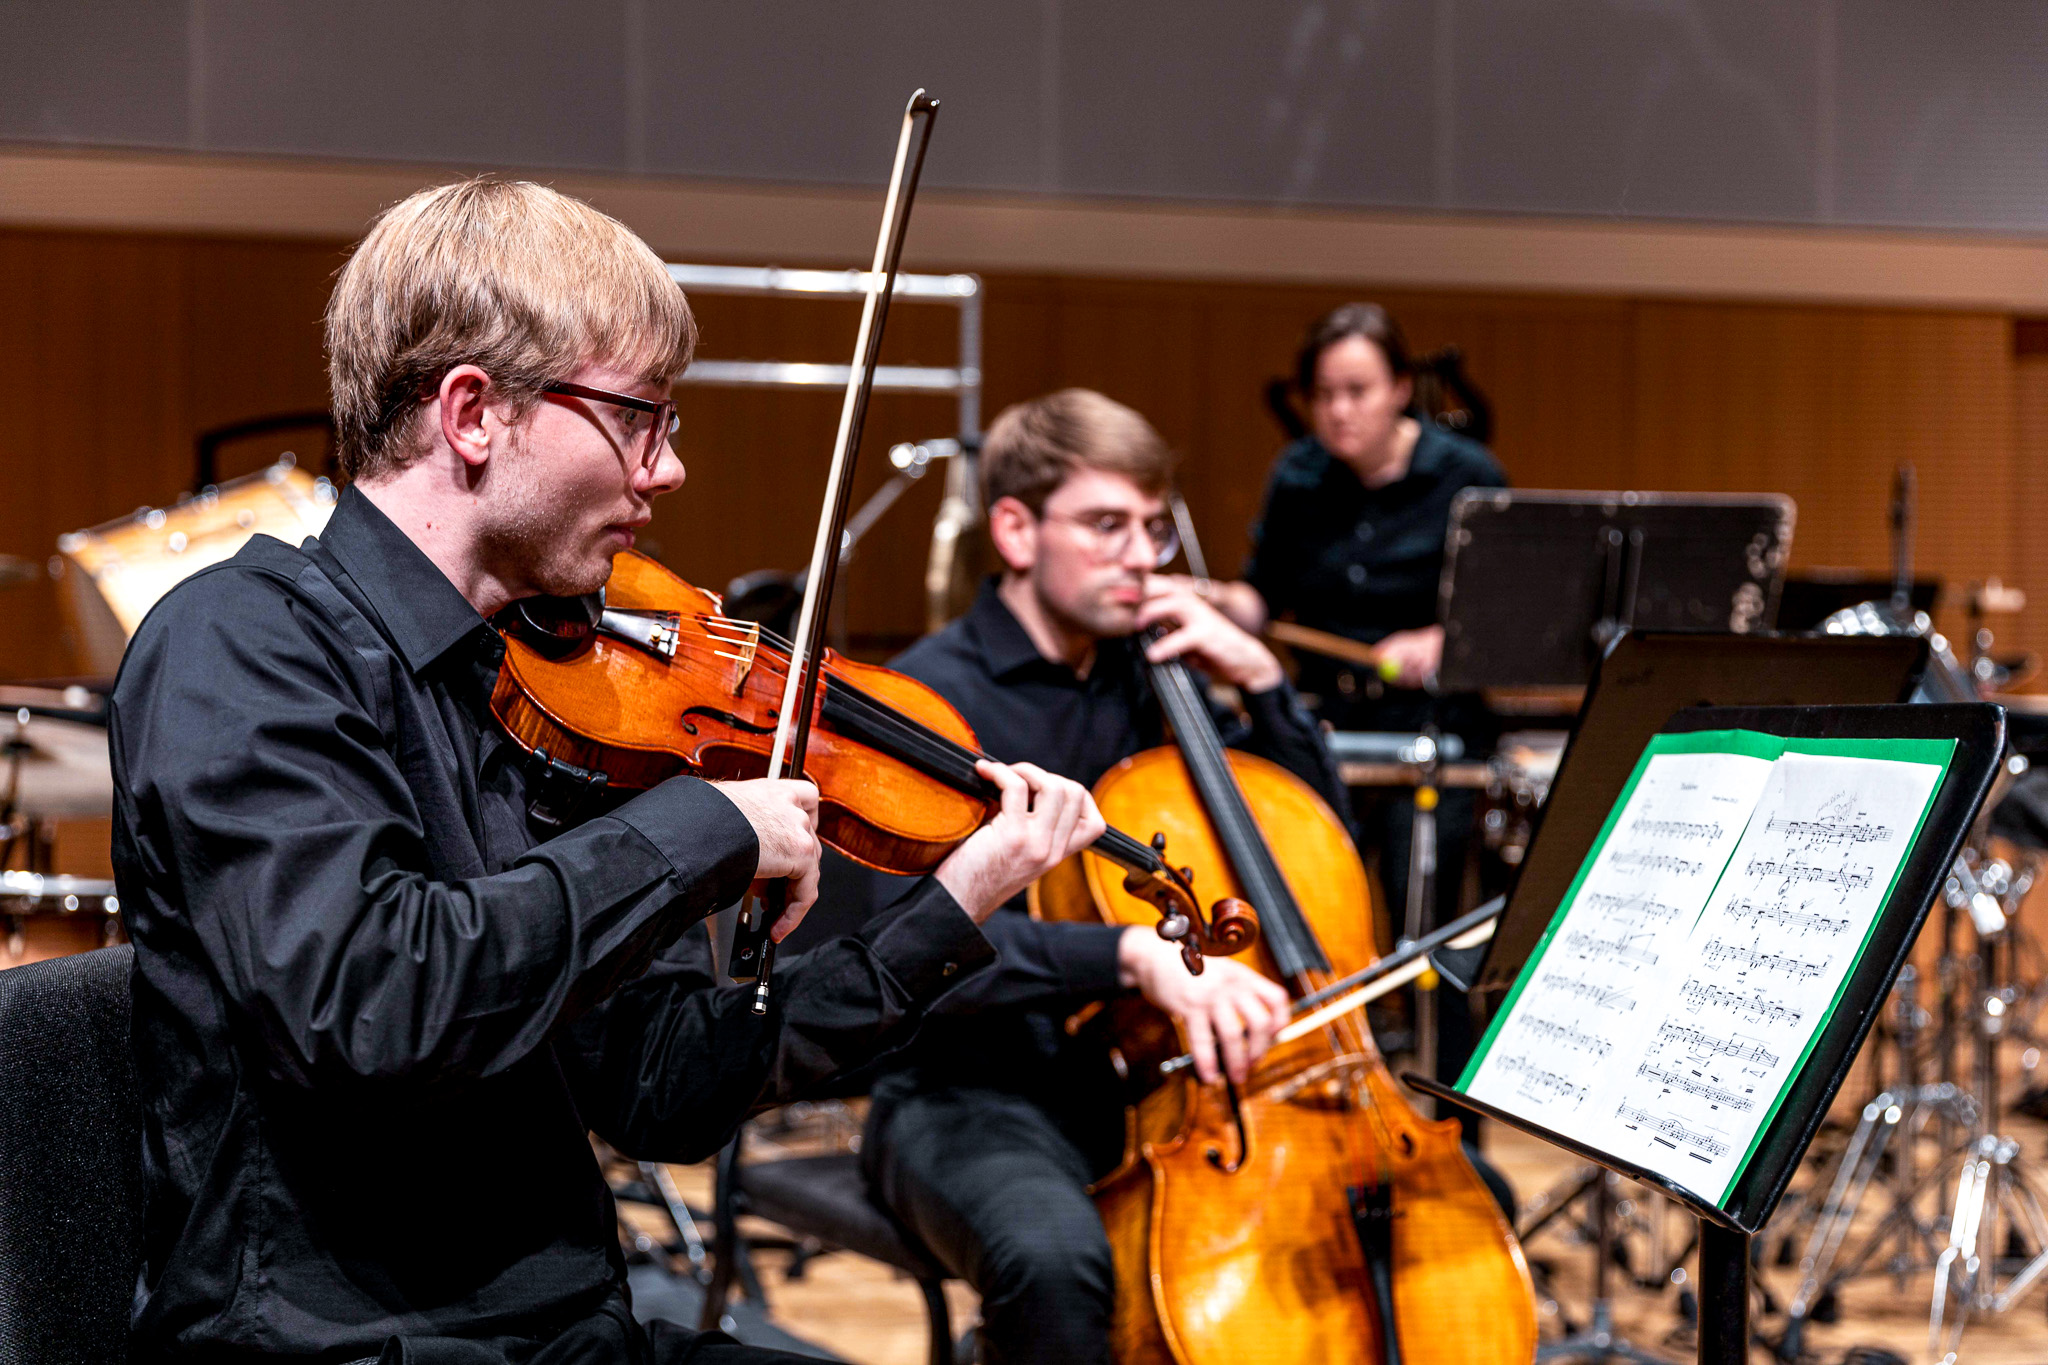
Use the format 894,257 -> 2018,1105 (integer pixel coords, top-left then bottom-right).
1138,575 -> 1285,694
1120,930 -> 1289,1085
935,761 -> 1106,923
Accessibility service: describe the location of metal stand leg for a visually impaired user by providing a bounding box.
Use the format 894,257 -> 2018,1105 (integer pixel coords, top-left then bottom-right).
1539,1171 -> 1682,1364
1927,922 -> 2048,1361
1697,1222 -> 1751,1365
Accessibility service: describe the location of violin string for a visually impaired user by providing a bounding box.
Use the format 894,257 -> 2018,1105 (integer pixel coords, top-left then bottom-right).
672,617 -> 1163,873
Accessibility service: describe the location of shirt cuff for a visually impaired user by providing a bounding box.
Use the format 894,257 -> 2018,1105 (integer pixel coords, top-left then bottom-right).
860,877 -> 997,1003
1052,920 -> 1130,996
1242,681 -> 1308,733
609,777 -> 760,915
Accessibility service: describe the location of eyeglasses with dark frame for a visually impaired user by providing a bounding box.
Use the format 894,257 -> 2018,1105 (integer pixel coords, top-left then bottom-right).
543,380 -> 679,472
1040,508 -> 1182,570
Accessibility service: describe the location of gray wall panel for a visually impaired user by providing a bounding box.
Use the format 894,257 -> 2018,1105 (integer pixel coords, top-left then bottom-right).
0,0 -> 189,147
1834,1 -> 2048,232
1055,0 -> 1439,208
1452,0 -> 1821,221
6,1 -> 2048,234
642,2 -> 1050,190
195,0 -> 631,169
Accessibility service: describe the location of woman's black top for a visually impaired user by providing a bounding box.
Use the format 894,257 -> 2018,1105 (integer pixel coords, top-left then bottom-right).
1243,424 -> 1506,731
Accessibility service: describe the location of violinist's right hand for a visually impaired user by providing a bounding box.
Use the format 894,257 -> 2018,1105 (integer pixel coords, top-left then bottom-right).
712,778 -> 822,933
935,760 -> 1105,923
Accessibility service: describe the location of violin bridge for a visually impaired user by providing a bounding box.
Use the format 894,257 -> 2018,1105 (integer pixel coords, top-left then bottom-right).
702,617 -> 760,695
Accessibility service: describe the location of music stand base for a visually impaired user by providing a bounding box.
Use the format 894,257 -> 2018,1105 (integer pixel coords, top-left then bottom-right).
1536,1298 -> 1679,1364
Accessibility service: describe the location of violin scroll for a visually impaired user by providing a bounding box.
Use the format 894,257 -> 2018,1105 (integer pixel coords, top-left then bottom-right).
1119,842 -> 1262,975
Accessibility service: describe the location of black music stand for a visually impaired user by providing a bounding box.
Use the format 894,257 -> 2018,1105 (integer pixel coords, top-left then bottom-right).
1410,699 -> 2006,1363
1438,491 -> 1795,692
1474,631 -> 1931,1008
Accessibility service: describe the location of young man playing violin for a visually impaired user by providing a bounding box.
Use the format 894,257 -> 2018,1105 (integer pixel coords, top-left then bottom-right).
109,179 -> 1104,1365
854,388 -> 1353,1365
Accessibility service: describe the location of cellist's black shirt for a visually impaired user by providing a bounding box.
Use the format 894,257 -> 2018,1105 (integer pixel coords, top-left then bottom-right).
111,485 -> 994,1361
860,580 -> 1347,1169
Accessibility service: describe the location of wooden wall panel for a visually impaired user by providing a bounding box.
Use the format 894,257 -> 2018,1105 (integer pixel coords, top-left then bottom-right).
1628,305 -> 2018,649
0,224 -> 2037,686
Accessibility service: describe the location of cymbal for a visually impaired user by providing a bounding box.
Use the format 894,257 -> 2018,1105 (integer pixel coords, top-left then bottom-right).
0,554 -> 36,588
1,711 -> 112,819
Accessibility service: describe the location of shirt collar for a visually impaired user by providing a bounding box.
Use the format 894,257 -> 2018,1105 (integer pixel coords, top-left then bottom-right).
318,483 -> 490,673
965,579 -> 1054,681
964,577 -> 1141,685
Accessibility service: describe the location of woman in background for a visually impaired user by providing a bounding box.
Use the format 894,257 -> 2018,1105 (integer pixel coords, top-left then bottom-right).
1206,302 -> 1506,1123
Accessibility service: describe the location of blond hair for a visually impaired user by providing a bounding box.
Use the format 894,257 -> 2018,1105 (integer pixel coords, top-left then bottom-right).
979,389 -> 1176,515
325,178 -> 696,480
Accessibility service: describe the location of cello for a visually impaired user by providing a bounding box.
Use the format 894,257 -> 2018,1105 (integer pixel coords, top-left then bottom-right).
1032,628 -> 1538,1364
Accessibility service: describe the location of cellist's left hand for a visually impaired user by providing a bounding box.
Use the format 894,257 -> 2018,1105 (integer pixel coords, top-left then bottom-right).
1139,575 -> 1285,694
1120,930 -> 1289,1085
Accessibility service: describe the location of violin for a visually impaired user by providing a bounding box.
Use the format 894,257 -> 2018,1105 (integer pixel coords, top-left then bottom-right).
490,549 -> 1257,971
1032,631 -> 1538,1365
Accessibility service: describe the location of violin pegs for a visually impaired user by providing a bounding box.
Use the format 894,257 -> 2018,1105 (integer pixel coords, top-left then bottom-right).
1150,831 -> 1167,853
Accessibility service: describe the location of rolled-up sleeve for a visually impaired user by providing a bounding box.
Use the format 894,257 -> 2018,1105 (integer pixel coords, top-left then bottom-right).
112,570 -> 758,1095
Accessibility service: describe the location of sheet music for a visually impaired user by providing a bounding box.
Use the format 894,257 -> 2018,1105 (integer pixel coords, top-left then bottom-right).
1461,748 -> 1775,1162
1463,744 -> 1947,1203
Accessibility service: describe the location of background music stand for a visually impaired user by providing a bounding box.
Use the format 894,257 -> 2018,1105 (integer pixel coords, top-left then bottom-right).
1439,491 -> 1796,692
1411,700 -> 2006,1363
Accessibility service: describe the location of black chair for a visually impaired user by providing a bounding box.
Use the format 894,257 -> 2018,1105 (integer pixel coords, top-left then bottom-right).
0,945 -> 143,1364
699,1135 -> 961,1365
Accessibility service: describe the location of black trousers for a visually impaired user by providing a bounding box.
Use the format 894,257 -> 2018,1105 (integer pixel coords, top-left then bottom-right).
369,1291 -> 825,1364
865,1087 -> 1114,1365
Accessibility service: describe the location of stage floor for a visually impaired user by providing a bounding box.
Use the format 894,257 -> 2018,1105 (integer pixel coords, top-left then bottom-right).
623,1096 -> 2048,1363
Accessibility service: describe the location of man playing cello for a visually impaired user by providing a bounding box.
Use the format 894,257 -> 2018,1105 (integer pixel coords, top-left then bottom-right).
855,388 -> 1352,1364
110,178 -> 1104,1363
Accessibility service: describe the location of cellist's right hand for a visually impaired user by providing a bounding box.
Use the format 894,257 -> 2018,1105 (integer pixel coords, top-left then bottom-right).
712,778 -> 822,936
935,761 -> 1105,923
1121,934 -> 1289,1085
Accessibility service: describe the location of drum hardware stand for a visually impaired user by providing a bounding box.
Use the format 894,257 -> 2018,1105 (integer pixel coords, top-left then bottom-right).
1401,728 -> 1444,1089
1530,1168 -> 1682,1364
1769,966 -> 1978,1362
1927,911 -> 2048,1363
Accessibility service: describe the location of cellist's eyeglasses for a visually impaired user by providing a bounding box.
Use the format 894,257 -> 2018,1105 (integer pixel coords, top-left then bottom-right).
1042,509 -> 1182,570
543,381 -> 679,472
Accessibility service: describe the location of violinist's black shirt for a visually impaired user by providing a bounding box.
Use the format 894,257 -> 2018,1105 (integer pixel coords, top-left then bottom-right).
111,484 -> 993,1362
860,581 -> 1346,1171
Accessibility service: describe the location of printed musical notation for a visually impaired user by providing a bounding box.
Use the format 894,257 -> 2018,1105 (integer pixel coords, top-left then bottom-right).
1678,976 -> 1805,1027
1559,929 -> 1659,965
1699,937 -> 1830,981
1581,891 -> 1688,924
1535,971 -> 1636,1011
1615,1102 -> 1730,1161
1497,1054 -> 1590,1108
1743,854 -> 1876,898
1653,1020 -> 1779,1069
1517,1015 -> 1615,1059
1610,850 -> 1705,878
1634,1061 -> 1756,1112
1629,816 -> 1726,843
1463,740 -> 1948,1205
1721,898 -> 1851,939
1763,792 -> 1894,852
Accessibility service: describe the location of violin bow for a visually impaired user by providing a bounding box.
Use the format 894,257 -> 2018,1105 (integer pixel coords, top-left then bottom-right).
728,90 -> 941,1013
